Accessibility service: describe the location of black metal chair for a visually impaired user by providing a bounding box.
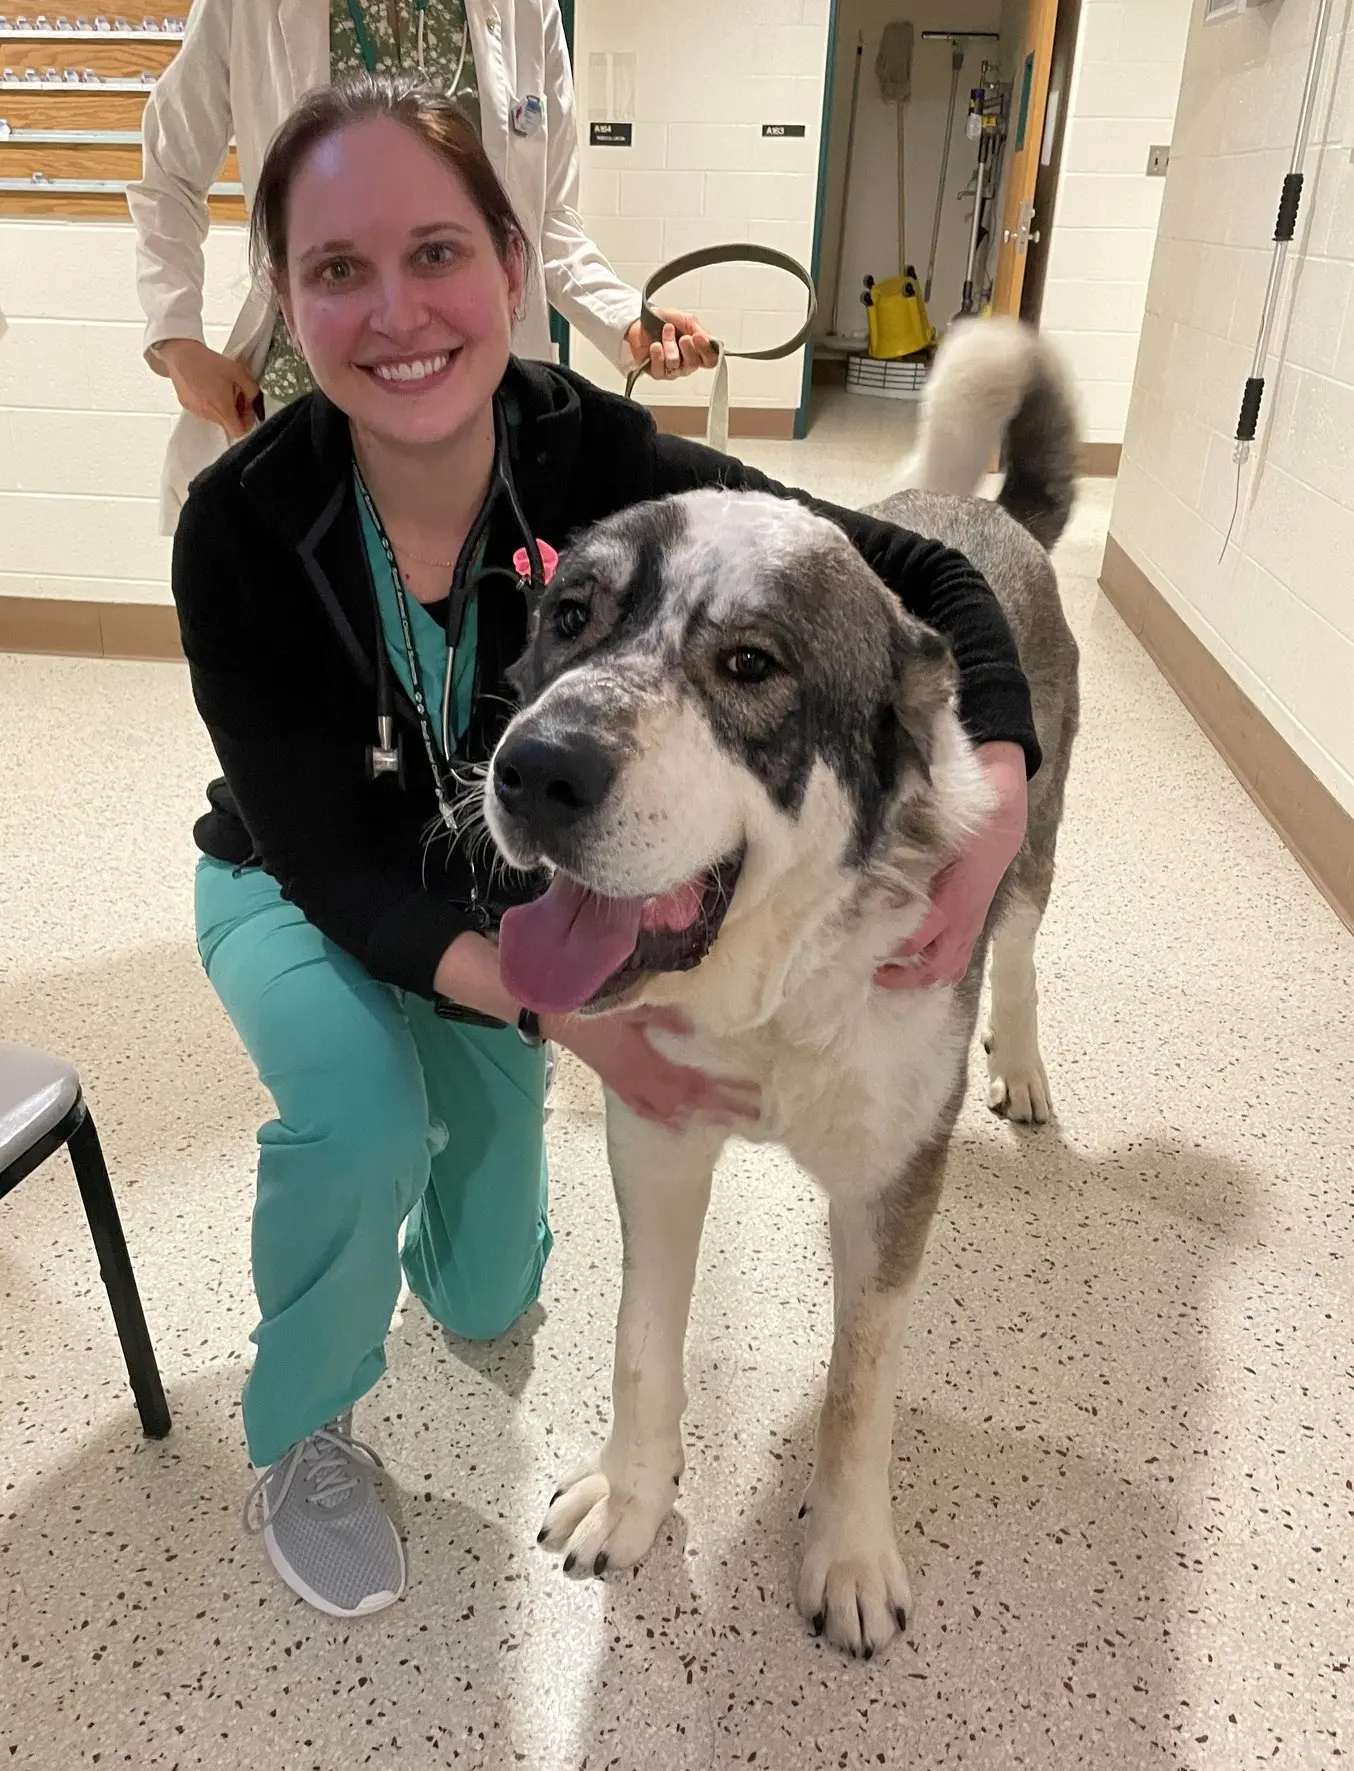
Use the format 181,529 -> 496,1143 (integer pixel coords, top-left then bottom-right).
0,1044 -> 170,1439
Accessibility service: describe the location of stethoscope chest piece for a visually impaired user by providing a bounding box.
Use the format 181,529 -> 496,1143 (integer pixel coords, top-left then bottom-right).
366,714 -> 405,787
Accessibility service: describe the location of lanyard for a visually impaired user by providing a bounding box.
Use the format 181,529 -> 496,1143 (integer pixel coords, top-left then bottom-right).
346,0 -> 429,76
354,399 -> 545,839
354,463 -> 464,832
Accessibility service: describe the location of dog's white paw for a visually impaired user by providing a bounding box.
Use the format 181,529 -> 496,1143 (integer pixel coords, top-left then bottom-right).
536,1451 -> 678,1576
796,1490 -> 913,1659
985,1036 -> 1051,1124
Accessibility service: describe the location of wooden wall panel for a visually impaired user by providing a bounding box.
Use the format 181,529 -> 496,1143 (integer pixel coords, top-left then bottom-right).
1,41 -> 180,78
0,20 -> 245,220
0,191 -> 245,219
0,91 -> 151,127
0,142 -> 240,182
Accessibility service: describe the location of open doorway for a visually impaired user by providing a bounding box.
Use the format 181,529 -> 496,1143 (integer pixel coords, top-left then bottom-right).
796,0 -> 1078,437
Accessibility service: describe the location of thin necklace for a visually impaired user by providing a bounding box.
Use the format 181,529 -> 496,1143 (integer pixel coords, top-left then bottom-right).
390,536 -> 459,569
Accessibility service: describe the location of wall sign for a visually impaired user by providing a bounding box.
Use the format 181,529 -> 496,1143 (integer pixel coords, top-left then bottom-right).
590,122 -> 632,147
761,123 -> 806,137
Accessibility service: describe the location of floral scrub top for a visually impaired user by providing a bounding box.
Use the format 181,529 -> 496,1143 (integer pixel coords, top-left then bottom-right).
259,0 -> 480,405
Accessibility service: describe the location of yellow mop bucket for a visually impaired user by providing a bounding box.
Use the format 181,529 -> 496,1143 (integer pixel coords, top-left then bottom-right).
863,270 -> 935,360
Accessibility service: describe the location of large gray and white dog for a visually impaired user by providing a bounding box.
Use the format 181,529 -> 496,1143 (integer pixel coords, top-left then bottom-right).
485,318 -> 1081,1659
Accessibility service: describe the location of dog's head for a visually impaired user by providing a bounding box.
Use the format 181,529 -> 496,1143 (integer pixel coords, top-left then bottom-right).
486,489 -> 965,1026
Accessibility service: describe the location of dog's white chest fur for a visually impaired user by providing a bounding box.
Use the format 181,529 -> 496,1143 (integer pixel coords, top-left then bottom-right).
654,974 -> 965,1193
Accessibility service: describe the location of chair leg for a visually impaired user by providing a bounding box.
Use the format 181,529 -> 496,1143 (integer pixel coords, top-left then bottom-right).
67,1109 -> 172,1440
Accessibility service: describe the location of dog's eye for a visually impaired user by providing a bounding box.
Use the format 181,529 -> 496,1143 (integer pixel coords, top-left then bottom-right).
553,599 -> 590,641
722,646 -> 779,684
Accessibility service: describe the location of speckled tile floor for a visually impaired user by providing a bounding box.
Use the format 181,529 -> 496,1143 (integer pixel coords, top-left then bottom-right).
2,394 -> 1352,1770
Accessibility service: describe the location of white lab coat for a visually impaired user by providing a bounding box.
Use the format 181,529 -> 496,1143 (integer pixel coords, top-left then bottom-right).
129,0 -> 642,533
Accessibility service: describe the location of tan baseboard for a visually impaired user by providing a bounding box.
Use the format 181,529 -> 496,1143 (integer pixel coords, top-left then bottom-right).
648,397 -> 1119,467
649,406 -> 797,440
1100,534 -> 1353,933
0,595 -> 183,662
1080,442 -> 1121,477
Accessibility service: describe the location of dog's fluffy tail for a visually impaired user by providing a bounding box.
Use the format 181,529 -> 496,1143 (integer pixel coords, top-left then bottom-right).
897,316 -> 1080,550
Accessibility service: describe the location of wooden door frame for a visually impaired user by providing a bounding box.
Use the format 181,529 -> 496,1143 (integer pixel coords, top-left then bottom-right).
991,0 -> 1060,319
550,0 -> 576,365
1019,0 -> 1082,324
794,0 -> 841,441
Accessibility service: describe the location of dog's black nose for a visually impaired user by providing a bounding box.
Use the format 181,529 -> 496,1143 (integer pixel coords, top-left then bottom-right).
494,731 -> 616,827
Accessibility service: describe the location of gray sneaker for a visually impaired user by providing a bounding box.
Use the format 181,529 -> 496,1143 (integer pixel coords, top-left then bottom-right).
243,1411 -> 406,1617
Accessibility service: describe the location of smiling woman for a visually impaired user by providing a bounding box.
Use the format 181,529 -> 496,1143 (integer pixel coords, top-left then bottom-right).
128,0 -> 719,535
249,83 -> 526,548
168,68 -> 1039,1626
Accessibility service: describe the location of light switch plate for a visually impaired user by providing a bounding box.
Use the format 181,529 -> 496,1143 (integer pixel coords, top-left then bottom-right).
1147,144 -> 1170,176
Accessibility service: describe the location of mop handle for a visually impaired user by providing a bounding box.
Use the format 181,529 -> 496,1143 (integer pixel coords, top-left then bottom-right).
829,36 -> 865,337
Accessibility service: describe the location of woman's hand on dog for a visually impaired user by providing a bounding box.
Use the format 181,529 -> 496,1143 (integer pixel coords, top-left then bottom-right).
876,741 -> 1030,991
550,1005 -> 760,1131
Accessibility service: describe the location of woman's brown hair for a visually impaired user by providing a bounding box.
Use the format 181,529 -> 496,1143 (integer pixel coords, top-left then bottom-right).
249,69 -> 528,288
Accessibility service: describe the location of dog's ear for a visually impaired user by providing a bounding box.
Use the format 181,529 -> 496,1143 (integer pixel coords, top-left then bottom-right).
890,618 -> 958,786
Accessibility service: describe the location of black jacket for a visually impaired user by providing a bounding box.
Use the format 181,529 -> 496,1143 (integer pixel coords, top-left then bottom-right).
173,357 -> 1039,999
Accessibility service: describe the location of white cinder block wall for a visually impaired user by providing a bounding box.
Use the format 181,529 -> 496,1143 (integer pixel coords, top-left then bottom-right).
568,0 -> 831,412
1038,0 -> 1191,444
1109,0 -> 1354,814
2,0 -> 831,609
0,221 -> 251,607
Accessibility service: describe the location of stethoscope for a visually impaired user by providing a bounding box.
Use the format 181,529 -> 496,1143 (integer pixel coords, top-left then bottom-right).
346,0 -> 434,79
359,398 -> 547,841
345,0 -> 545,135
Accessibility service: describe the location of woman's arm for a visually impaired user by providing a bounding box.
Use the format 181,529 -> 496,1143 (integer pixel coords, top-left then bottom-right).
174,481 -> 479,996
645,430 -> 1041,778
127,0 -> 236,370
534,0 -> 649,366
432,930 -> 758,1127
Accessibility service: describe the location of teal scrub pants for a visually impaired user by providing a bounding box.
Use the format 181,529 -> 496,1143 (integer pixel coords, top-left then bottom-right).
196,856 -> 552,1469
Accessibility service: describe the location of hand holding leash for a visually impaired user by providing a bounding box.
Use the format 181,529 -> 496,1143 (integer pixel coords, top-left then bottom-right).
624,308 -> 719,381
623,244 -> 817,451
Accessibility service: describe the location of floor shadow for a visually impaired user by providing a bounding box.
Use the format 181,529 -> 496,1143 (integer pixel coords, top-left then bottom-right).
439,1299 -> 547,1401
563,1133 -> 1269,1769
0,939 -> 264,1187
0,1363 -> 525,1770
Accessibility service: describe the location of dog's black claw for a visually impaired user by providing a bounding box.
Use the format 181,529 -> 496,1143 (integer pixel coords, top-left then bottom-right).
593,1552 -> 608,1576
895,1606 -> 908,1632
549,1488 -> 563,1506
863,1644 -> 874,1662
563,1552 -> 576,1574
812,1611 -> 825,1637
536,1526 -> 549,1544
797,1503 -> 807,1519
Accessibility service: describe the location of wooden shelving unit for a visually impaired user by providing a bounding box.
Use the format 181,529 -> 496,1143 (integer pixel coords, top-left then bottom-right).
0,2 -> 245,219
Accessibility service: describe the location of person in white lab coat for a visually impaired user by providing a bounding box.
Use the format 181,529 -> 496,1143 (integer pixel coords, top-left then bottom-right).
129,0 -> 714,533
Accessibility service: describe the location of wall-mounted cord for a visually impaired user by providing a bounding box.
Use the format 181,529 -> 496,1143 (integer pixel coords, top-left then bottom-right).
1219,0 -> 1337,563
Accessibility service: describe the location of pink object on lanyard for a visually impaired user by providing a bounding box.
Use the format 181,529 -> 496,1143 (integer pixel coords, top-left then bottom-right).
513,539 -> 558,584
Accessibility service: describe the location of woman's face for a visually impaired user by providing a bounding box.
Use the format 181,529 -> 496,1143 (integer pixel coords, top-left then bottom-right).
280,115 -> 524,449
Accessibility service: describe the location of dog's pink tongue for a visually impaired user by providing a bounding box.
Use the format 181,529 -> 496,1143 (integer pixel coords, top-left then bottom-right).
499,875 -> 642,1014
499,872 -> 705,1015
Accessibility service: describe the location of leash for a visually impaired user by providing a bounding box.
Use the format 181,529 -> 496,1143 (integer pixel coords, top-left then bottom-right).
623,244 -> 818,454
